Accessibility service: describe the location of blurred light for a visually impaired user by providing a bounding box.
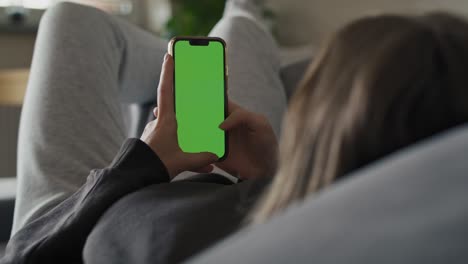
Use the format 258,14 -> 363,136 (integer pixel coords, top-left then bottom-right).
0,0 -> 132,15
0,0 -> 55,9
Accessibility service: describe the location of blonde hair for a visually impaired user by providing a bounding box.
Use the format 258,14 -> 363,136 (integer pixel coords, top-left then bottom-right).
252,13 -> 468,223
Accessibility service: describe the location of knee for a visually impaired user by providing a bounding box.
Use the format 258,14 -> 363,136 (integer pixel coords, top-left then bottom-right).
39,2 -> 107,37
40,2 -> 84,27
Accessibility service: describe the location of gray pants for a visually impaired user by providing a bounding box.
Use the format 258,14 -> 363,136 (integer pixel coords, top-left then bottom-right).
12,2 -> 286,235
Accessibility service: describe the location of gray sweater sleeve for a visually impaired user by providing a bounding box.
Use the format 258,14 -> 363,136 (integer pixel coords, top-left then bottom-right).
1,139 -> 170,264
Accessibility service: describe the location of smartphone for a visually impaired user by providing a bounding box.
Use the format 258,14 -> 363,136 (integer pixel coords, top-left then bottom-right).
168,36 -> 228,160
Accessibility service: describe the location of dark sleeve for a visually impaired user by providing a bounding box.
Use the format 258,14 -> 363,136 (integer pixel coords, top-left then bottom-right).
1,139 -> 170,264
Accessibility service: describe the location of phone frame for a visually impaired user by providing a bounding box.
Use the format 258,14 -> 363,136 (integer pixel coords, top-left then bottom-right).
168,36 -> 229,161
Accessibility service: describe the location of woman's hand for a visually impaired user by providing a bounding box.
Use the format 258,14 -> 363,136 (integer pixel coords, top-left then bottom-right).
216,101 -> 278,179
141,54 -> 218,179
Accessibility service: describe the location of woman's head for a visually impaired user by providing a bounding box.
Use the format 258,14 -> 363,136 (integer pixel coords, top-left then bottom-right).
253,12 -> 468,222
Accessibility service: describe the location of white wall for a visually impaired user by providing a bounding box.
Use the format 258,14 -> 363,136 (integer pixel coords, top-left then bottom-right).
266,0 -> 468,46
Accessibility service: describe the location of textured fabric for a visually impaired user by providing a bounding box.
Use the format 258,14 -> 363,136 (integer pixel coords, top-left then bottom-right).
280,58 -> 311,99
188,125 -> 468,264
83,164 -> 266,264
13,2 -> 167,234
2,139 -> 170,263
13,1 -> 286,235
2,139 -> 266,264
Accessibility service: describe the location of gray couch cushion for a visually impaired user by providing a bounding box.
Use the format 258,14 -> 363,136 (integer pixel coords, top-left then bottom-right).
188,125 -> 468,264
280,59 -> 311,99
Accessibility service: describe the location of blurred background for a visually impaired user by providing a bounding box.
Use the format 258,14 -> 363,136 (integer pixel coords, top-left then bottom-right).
1,0 -> 468,178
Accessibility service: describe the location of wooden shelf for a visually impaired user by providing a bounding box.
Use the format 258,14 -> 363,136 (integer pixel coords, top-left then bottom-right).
0,69 -> 28,106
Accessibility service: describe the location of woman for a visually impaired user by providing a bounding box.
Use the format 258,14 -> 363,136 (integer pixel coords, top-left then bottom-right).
252,12 -> 468,222
3,2 -> 468,264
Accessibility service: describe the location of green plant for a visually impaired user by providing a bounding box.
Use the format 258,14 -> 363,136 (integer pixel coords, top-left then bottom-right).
165,0 -> 225,37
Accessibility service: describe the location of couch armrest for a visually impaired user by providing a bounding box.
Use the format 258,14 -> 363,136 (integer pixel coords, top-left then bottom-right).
0,178 -> 16,242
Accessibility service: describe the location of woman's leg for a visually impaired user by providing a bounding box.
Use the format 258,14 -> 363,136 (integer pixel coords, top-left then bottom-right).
12,2 -> 168,234
209,0 -> 287,136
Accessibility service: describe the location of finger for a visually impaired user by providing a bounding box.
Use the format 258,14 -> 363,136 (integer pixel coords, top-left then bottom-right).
184,152 -> 219,171
153,107 -> 158,118
219,109 -> 252,131
190,165 -> 214,174
157,54 -> 175,119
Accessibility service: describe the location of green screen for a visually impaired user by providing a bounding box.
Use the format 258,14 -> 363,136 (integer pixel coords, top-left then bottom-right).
174,39 -> 226,158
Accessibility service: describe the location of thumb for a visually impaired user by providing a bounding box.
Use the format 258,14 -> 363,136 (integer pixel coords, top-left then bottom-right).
219,110 -> 249,131
184,152 -> 219,170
